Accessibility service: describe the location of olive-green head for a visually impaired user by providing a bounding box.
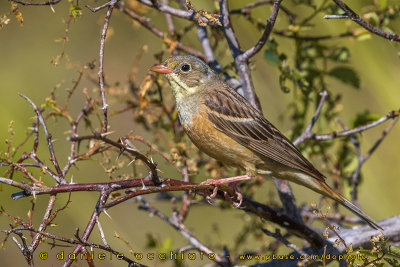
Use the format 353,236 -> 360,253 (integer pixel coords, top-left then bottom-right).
150,55 -> 218,101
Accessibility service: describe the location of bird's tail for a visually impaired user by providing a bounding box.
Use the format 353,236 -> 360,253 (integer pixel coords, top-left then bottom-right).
314,180 -> 383,230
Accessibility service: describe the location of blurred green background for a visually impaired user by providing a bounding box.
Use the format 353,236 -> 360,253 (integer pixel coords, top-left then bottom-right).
0,0 -> 399,266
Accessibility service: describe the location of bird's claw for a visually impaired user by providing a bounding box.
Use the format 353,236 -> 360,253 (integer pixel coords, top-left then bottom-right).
205,186 -> 219,204
223,181 -> 243,208
203,181 -> 244,208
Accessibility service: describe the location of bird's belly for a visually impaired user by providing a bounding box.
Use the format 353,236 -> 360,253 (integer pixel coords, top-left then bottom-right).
184,113 -> 262,170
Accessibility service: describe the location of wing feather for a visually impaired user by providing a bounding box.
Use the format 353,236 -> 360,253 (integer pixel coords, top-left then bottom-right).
203,83 -> 325,181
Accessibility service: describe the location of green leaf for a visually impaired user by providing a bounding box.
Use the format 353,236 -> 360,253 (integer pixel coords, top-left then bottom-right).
379,0 -> 387,10
388,245 -> 400,258
264,50 -> 281,66
159,237 -> 173,253
385,258 -> 400,267
368,12 -> 380,26
145,233 -> 158,248
355,31 -> 372,41
329,47 -> 350,62
328,66 -> 360,89
70,4 -> 83,19
265,40 -> 278,50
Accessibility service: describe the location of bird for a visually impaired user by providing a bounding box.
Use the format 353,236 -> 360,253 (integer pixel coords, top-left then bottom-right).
149,55 -> 382,230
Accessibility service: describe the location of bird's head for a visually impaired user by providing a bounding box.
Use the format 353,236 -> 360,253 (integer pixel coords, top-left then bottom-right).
150,55 -> 217,101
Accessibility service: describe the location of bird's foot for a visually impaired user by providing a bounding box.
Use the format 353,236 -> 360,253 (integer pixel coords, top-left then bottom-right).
201,175 -> 251,208
204,186 -> 219,205
223,181 -> 243,208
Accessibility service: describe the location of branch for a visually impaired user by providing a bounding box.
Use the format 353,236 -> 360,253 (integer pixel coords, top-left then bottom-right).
329,0 -> 400,41
135,0 -> 217,26
162,0 -> 175,35
28,195 -> 56,253
259,216 -> 400,266
4,227 -> 143,266
9,0 -> 61,6
98,0 -> 119,133
293,91 -> 329,146
1,174 -> 325,248
299,108 -> 400,143
19,94 -> 65,184
139,197 -> 230,266
196,26 -> 242,90
219,0 -> 262,111
118,3 -> 205,59
241,0 -> 283,60
69,133 -> 161,185
345,116 -> 399,202
63,190 -> 111,267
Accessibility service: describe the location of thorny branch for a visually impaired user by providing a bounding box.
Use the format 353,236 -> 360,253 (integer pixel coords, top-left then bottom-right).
97,0 -> 119,133
19,94 -> 66,184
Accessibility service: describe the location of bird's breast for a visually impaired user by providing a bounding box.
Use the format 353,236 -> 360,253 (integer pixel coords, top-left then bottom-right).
182,106 -> 263,171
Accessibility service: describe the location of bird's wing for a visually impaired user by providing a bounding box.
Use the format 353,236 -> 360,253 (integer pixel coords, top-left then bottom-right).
203,84 -> 325,181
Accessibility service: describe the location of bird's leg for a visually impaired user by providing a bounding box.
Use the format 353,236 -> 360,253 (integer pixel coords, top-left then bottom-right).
200,175 -> 251,185
201,175 -> 252,207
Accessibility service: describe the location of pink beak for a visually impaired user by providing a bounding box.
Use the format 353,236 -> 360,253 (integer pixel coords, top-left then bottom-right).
150,63 -> 173,74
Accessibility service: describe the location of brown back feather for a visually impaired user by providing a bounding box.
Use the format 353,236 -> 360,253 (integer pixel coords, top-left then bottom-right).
203,81 -> 325,181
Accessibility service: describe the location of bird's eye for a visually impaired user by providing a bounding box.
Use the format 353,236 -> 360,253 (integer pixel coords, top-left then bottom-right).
180,64 -> 191,73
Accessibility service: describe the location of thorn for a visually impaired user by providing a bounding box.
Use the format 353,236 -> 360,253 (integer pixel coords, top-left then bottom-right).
128,157 -> 137,166
125,188 -> 136,194
70,175 -> 75,184
117,147 -> 125,159
324,14 -> 349,19
103,210 -> 112,220
50,3 -> 55,13
100,131 -> 114,137
111,184 -> 121,189
140,179 -> 148,190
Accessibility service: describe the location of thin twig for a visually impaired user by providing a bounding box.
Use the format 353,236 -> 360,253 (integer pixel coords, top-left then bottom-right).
262,228 -> 308,259
69,133 -> 161,185
294,91 -> 329,146
300,109 -> 400,143
136,0 -> 215,26
330,0 -> 400,41
119,3 -> 205,59
241,0 -> 283,60
139,198 -> 230,266
98,0 -> 119,133
28,195 -> 56,252
10,0 -> 61,6
5,227 -> 142,266
19,94 -> 65,184
63,190 -> 111,267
